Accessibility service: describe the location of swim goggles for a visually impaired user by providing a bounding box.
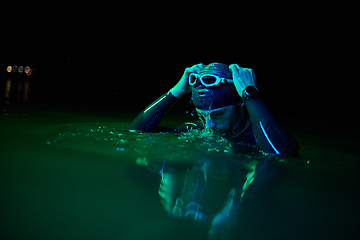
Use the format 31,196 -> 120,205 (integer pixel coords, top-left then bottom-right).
189,73 -> 234,87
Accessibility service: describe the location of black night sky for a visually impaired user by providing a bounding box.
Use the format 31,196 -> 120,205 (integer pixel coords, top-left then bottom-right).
2,4 -> 357,122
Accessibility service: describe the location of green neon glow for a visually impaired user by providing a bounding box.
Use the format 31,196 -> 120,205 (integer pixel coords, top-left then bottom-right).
240,169 -> 255,201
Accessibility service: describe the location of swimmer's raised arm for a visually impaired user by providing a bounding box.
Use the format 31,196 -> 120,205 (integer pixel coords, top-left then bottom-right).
126,64 -> 204,132
229,64 -> 299,156
170,63 -> 204,98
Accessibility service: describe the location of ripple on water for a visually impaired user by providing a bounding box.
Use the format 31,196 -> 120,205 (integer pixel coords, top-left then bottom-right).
47,122 -> 287,164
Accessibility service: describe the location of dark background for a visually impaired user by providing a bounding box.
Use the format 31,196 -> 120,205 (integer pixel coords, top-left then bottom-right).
1,3 -> 357,122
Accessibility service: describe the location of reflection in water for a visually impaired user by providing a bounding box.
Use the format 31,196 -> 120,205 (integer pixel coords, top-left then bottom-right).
136,130 -> 288,240
4,77 -> 31,102
5,77 -> 11,99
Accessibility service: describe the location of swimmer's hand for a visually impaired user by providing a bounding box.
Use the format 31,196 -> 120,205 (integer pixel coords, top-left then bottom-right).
229,64 -> 257,97
170,63 -> 204,98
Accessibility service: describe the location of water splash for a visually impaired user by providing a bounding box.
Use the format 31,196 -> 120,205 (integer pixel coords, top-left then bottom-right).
46,121 -> 277,164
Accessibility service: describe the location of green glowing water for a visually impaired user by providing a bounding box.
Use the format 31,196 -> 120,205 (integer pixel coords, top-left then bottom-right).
50,122 -> 260,163
1,103 -> 359,240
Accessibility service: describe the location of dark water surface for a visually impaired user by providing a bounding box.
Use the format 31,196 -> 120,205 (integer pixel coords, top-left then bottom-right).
1,103 -> 359,240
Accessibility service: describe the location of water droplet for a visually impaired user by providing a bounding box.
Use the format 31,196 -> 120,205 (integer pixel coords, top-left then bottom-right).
136,157 -> 147,166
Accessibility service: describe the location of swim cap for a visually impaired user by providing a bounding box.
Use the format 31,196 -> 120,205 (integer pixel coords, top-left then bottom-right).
198,62 -> 232,79
192,62 -> 242,110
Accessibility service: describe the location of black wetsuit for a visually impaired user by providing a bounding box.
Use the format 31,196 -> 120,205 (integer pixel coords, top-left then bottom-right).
126,91 -> 299,157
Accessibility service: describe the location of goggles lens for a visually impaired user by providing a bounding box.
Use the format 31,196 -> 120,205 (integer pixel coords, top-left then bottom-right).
189,73 -> 233,87
202,76 -> 218,85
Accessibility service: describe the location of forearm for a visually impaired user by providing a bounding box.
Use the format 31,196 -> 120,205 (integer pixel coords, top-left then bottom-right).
126,91 -> 179,132
245,98 -> 299,156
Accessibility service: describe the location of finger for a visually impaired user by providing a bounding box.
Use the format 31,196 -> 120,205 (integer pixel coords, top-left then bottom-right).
195,63 -> 204,73
249,69 -> 257,85
229,64 -> 235,72
185,66 -> 199,75
229,64 -> 240,70
241,68 -> 253,78
184,67 -> 195,75
229,64 -> 240,73
187,63 -> 202,74
244,68 -> 252,76
241,68 -> 249,77
198,63 -> 204,71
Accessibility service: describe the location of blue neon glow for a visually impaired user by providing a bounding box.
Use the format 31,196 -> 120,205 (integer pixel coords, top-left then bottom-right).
259,121 -> 280,155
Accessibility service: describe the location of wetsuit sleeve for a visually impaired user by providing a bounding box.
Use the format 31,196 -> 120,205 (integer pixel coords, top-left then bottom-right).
126,91 -> 179,132
245,98 -> 299,157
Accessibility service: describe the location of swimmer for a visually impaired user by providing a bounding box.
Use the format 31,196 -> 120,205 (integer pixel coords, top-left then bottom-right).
126,62 -> 299,157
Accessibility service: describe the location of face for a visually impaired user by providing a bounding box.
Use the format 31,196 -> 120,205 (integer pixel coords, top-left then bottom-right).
190,63 -> 246,137
191,83 -> 242,111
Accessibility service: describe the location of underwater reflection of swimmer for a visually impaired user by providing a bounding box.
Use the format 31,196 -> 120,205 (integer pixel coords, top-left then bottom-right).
139,154 -> 288,239
126,62 -> 299,157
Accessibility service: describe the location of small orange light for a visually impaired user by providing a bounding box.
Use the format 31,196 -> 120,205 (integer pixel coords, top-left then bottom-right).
7,66 -> 12,72
26,69 -> 32,76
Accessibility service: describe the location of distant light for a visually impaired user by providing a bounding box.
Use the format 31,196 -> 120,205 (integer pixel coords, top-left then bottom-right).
26,69 -> 32,76
18,66 -> 23,73
24,66 -> 30,74
7,66 -> 12,72
13,65 -> 18,72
